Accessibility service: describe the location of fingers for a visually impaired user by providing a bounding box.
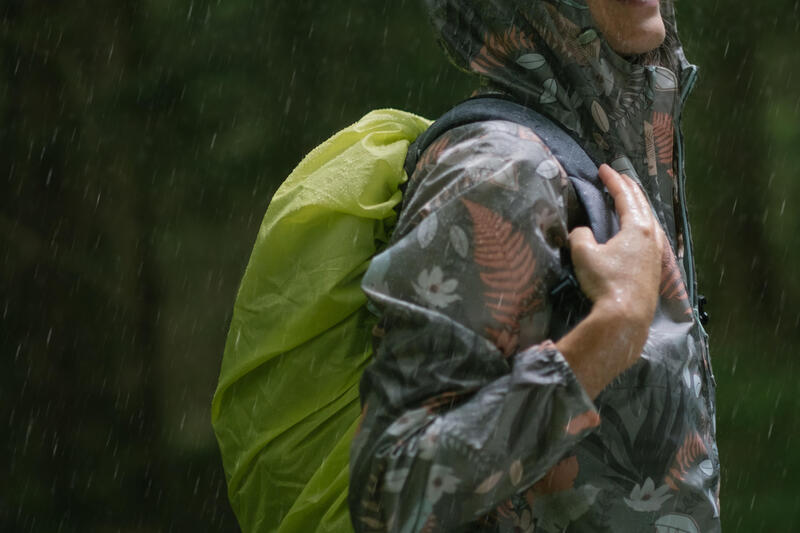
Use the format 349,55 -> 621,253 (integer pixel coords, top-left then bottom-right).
598,164 -> 640,225
598,164 -> 652,229
598,164 -> 627,200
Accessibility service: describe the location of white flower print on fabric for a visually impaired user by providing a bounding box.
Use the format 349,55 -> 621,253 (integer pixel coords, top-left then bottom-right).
383,468 -> 411,493
412,266 -> 461,308
418,419 -> 443,460
624,478 -> 673,512
386,407 -> 428,437
426,464 -> 460,504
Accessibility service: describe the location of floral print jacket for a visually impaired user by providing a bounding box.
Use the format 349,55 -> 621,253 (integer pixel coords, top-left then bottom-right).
349,1 -> 720,532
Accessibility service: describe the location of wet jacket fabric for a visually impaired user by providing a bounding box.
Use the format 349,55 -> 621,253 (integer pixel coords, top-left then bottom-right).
348,1 -> 720,531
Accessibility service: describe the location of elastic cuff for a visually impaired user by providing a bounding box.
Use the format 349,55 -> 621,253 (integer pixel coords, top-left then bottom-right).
513,340 -> 600,435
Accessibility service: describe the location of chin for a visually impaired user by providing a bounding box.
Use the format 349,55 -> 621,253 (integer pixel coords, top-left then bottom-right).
607,19 -> 666,56
587,0 -> 668,56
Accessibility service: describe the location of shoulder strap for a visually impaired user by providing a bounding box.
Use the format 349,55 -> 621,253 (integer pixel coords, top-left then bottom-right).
405,96 -> 619,244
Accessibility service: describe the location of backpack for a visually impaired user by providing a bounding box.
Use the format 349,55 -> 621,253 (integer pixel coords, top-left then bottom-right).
211,97 -> 618,533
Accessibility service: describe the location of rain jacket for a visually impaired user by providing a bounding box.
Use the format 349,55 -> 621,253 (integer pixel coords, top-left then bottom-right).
349,1 -> 720,532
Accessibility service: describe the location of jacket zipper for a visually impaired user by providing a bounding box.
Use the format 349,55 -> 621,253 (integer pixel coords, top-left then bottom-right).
677,66 -> 717,395
676,65 -> 699,309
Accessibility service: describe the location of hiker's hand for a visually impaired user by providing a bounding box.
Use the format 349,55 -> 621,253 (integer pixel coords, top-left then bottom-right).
555,165 -> 664,397
568,164 -> 664,330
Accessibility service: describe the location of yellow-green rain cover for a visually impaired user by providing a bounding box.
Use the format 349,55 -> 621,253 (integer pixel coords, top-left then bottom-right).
212,109 -> 431,532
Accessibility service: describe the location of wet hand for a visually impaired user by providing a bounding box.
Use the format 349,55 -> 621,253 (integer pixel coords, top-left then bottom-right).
568,164 -> 664,330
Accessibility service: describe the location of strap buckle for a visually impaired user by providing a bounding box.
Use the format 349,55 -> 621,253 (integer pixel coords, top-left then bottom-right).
698,294 -> 710,325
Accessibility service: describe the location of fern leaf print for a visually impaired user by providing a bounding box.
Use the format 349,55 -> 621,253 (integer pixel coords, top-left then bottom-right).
462,199 -> 540,355
536,4 -> 592,66
660,238 -> 692,316
653,111 -> 675,170
415,134 -> 451,174
470,26 -> 538,75
644,121 -> 658,176
664,432 -> 707,490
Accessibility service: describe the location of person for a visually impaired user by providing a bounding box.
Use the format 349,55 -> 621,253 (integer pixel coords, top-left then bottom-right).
348,0 -> 720,531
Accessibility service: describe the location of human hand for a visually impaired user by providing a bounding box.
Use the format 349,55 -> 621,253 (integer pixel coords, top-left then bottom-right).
567,164 -> 664,330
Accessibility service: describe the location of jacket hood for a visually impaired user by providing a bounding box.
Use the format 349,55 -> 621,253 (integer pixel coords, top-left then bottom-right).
424,0 -> 697,184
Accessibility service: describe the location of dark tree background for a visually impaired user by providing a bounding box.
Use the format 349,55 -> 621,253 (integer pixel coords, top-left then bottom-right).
1,0 -> 798,531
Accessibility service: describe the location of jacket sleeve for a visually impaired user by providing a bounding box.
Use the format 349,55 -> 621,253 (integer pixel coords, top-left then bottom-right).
348,120 -> 600,532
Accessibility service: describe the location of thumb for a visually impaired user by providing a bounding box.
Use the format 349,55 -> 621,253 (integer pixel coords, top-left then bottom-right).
568,226 -> 599,263
568,226 -> 598,248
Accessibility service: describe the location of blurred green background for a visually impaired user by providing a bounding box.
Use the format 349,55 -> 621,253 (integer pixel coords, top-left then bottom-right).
1,0 -> 798,531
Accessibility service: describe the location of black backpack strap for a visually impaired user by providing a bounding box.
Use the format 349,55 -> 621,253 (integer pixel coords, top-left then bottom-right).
405,96 -> 619,244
